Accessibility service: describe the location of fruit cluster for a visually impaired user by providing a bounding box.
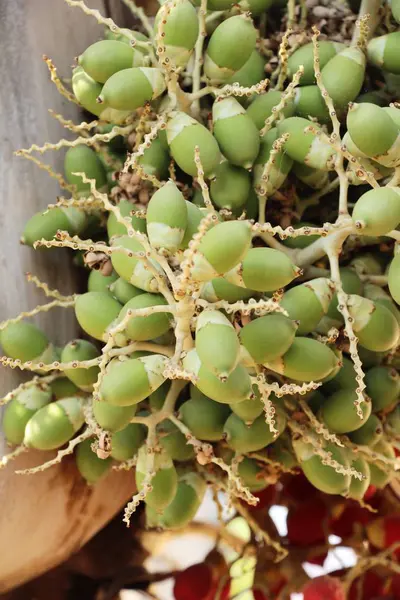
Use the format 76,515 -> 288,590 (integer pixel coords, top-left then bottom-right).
2,0 -> 400,596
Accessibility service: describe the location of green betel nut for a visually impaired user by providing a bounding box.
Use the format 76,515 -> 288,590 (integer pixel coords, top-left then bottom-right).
321,47 -> 366,111
369,440 -> 395,488
352,187 -> 400,236
253,128 -> 293,196
348,456 -> 370,501
88,269 -> 118,294
347,295 -> 399,352
179,394 -> 231,441
75,438 -> 113,485
110,277 -> 142,304
75,292 -> 122,341
346,103 -> 400,164
319,389 -> 371,434
22,207 -> 87,246
3,384 -> 52,445
365,365 -> 400,412
239,314 -> 297,363
247,90 -> 295,130
388,253 -> 400,305
64,146 -> 107,192
287,41 -> 345,86
292,438 -> 350,495
224,408 -> 286,453
24,396 -> 84,451
111,235 -> 162,292
99,67 -> 166,111
146,180 -> 188,252
210,162 -> 251,213
280,278 -> 335,335
349,414 -> 383,446
93,400 -> 137,433
135,445 -> 178,509
118,293 -> 171,341
277,117 -> 337,170
78,40 -> 136,83
153,472 -> 206,530
107,199 -> 147,239
367,32 -> 400,75
201,278 -> 255,302
111,423 -> 147,461
60,339 -> 100,391
227,50 -> 265,89
154,0 -> 199,67
195,309 -> 240,378
0,321 -> 50,363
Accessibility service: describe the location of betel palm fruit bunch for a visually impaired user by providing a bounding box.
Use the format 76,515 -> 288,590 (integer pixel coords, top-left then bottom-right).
2,0 -> 400,596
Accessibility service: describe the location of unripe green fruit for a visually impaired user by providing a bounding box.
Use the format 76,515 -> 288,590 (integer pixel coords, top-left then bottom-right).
351,252 -> 385,276
118,293 -> 171,341
365,365 -> 400,412
346,103 -> 400,160
349,414 -> 383,446
368,439 -> 395,488
356,90 -> 387,106
347,156 -> 393,185
158,420 -> 195,461
110,235 -> 161,292
239,0 -> 273,15
226,247 -> 299,292
227,50 -> 265,89
326,267 -> 363,323
358,347 -> 388,369
293,85 -> 329,123
111,423 -> 147,461
391,0 -> 400,22
75,292 -> 122,341
212,97 -> 260,168
388,253 -> 400,305
100,354 -> 166,406
64,146 -> 107,192
306,390 -> 325,413
135,445 -> 178,509
146,181 -> 188,252
364,283 -> 400,325
348,456 -> 371,500
269,435 -> 298,469
75,438 -> 112,484
104,28 -> 149,45
87,269 -> 118,294
78,40 -> 136,83
319,389 -> 371,434
293,438 -> 350,495
196,310 -> 240,378
347,295 -> 399,352
287,41 -> 345,86
154,0 -> 199,67
277,117 -> 337,170
24,396 -> 84,451
51,377 -> 79,400
204,15 -> 257,83
240,314 -> 297,363
61,339 -> 100,391
22,207 -> 87,246
166,111 -> 221,177
281,278 -> 334,335
224,408 -> 286,453
210,162 -> 251,213
386,405 -> 400,434
178,201 -> 203,250
179,394 -> 231,441
321,47 -> 366,110
0,321 -> 50,363
367,32 -> 400,75
253,127 -> 293,195
148,380 -> 169,412
138,135 -> 170,180
109,277 -> 142,304
201,278 -> 255,303
192,220 -> 252,281
352,187 -> 400,236
107,199 -> 147,240
237,457 -> 268,492
247,90 -> 295,130
230,387 -> 264,423
183,349 -> 252,404
322,356 -> 357,393
99,67 -> 166,111
149,471 -> 206,529
93,399 -> 137,432
72,66 -> 104,117
3,384 -> 52,445
267,337 -> 339,382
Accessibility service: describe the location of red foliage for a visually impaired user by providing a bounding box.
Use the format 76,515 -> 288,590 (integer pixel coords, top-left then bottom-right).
302,576 -> 346,600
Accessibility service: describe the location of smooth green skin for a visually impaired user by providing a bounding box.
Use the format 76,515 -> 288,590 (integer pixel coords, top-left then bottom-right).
111,423 -> 146,461
51,378 -> 79,400
159,421 -> 195,461
237,458 -> 268,492
357,91 -> 387,106
387,405 -> 400,434
350,252 -> 386,275
270,337 -> 339,382
288,41 -> 342,86
138,136 -> 170,180
104,28 -> 149,44
107,199 -> 147,239
93,400 -> 137,432
24,397 -> 84,451
240,314 -> 297,363
227,50 -> 265,88
388,253 -> 400,305
154,0 -> 199,50
179,201 -> 203,250
76,438 -> 113,484
230,388 -> 264,423
269,436 -> 298,470
0,321 -> 48,362
369,439 -> 395,488
196,323 -> 240,377
321,348 -> 343,384
146,181 -> 188,239
277,117 -> 335,170
254,128 -> 293,193
22,207 -> 87,246
136,463 -> 178,510
327,268 -> 363,322
100,68 -> 154,111
348,456 -> 371,500
294,440 -> 350,495
224,408 -> 286,453
100,358 -> 153,406
87,269 -> 118,294
75,292 -> 122,341
358,347 -> 387,369
61,339 -> 100,390
365,366 -> 400,412
319,389 -> 371,434
110,236 -> 150,289
210,163 -> 251,213
352,187 -> 400,236
79,40 -> 135,83
208,278 -> 255,302
152,475 -> 206,529
200,220 -> 252,275
321,49 -> 365,109
194,361 -> 252,404
281,284 -> 327,335
213,112 -> 260,168
355,301 -> 399,352
392,0 -> 400,23
64,146 -> 107,192
179,395 -> 231,441
110,278 -> 142,305
149,380 -> 170,412
206,15 -> 257,72
323,356 -> 357,394
282,221 -> 320,248
294,85 -> 329,123
3,386 -> 52,445
241,247 -> 298,292
119,293 -> 170,341
247,90 -> 295,130
72,66 -> 104,117
349,414 -> 383,446
347,103 -> 399,157
168,122 -> 221,177
368,32 -> 400,74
